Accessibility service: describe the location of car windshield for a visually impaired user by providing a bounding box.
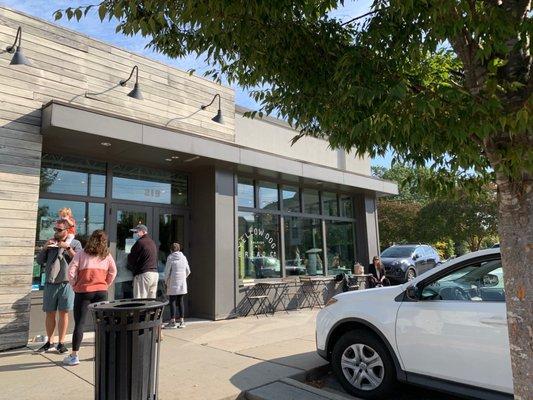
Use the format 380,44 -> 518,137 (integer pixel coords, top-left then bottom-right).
381,246 -> 415,258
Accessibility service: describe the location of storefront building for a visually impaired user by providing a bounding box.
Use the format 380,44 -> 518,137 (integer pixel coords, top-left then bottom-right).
0,6 -> 397,350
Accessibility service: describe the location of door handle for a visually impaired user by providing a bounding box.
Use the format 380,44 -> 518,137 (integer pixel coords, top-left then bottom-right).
480,317 -> 507,326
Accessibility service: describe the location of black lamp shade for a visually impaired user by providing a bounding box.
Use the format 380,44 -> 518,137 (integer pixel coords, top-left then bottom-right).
9,46 -> 30,66
211,109 -> 223,124
127,83 -> 143,100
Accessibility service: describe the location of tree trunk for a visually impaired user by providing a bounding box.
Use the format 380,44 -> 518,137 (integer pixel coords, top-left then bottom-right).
497,178 -> 532,400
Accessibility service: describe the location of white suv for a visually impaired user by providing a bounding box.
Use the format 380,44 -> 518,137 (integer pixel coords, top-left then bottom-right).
316,248 -> 513,400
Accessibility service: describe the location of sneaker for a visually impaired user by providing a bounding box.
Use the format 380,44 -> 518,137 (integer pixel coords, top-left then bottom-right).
56,343 -> 68,354
36,341 -> 52,353
63,354 -> 79,366
178,321 -> 186,329
164,321 -> 177,329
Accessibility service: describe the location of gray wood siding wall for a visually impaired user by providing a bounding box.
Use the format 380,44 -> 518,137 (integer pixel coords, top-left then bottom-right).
0,6 -> 235,350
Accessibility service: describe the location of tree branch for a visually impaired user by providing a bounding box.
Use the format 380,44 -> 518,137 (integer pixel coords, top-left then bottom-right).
341,7 -> 387,26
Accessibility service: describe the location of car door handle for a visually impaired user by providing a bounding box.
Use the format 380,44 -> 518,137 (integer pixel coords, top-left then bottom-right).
480,317 -> 507,326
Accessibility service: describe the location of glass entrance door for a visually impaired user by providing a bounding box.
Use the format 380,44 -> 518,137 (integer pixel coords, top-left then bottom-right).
154,209 -> 188,283
110,204 -> 153,299
109,204 -> 189,300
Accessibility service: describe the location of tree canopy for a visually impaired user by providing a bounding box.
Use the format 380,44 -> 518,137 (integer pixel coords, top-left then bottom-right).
373,163 -> 498,254
60,1 -> 532,395
372,164 -> 430,203
58,0 -> 531,192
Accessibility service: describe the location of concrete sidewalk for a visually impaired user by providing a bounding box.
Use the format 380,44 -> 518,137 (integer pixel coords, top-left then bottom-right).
0,309 -> 328,400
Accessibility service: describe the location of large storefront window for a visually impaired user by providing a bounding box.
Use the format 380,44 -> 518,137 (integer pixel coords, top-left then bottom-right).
284,217 -> 324,276
34,199 -> 105,290
238,212 -> 280,279
40,154 -> 106,197
326,220 -> 355,276
112,164 -> 188,206
236,176 -> 357,279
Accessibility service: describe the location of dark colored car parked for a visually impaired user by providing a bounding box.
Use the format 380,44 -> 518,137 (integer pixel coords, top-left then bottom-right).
381,244 -> 441,283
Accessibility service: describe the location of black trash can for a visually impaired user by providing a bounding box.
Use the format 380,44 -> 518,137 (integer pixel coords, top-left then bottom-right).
89,299 -> 168,400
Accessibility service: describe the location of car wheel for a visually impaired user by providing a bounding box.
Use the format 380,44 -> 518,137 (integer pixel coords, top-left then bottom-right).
406,268 -> 417,281
331,330 -> 396,399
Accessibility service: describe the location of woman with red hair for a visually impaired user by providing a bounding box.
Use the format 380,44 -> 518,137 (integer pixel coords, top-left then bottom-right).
64,230 -> 117,366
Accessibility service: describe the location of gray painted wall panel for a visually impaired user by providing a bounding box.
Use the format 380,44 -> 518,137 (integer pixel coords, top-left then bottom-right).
214,169 -> 237,319
189,168 -> 216,319
364,195 -> 380,263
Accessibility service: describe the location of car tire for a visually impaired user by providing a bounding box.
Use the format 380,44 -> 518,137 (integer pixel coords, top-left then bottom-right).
406,268 -> 417,282
331,330 -> 396,399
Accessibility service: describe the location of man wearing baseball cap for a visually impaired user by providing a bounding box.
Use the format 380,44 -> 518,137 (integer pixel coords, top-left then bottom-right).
127,224 -> 158,298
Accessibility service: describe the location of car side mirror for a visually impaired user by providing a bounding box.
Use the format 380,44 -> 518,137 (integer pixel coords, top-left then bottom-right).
413,254 -> 419,260
405,285 -> 420,301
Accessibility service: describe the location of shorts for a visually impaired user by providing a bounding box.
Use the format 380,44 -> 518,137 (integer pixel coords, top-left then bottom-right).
43,282 -> 74,312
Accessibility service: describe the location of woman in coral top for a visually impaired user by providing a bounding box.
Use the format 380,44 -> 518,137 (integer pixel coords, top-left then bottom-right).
64,230 -> 117,366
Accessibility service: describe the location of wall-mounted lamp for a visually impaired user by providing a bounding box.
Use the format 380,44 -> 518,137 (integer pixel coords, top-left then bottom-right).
119,65 -> 143,100
5,27 -> 31,66
201,94 -> 223,124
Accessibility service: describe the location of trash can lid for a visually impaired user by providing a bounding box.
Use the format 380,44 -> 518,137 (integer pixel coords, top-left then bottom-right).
89,298 -> 168,312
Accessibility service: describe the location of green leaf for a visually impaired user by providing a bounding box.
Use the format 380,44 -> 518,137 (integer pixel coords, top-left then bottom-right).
98,4 -> 107,21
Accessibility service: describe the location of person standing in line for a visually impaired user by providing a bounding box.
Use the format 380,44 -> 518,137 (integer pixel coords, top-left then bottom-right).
35,219 -> 82,354
127,224 -> 158,299
64,230 -> 117,366
163,243 -> 190,329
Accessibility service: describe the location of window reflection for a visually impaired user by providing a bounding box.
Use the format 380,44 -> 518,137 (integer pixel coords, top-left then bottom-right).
40,154 -> 106,197
258,181 -> 279,210
322,192 -> 338,216
282,186 -> 300,213
238,178 -> 255,208
326,220 -> 355,275
284,217 -> 324,276
112,165 -> 187,205
339,195 -> 353,218
238,212 -> 280,279
236,177 -> 357,280
303,189 -> 320,214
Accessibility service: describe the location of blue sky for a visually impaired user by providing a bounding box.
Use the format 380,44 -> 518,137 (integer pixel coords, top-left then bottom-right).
0,0 -> 392,168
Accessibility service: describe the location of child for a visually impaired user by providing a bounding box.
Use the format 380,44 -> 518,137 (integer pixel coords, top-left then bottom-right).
58,208 -> 76,245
